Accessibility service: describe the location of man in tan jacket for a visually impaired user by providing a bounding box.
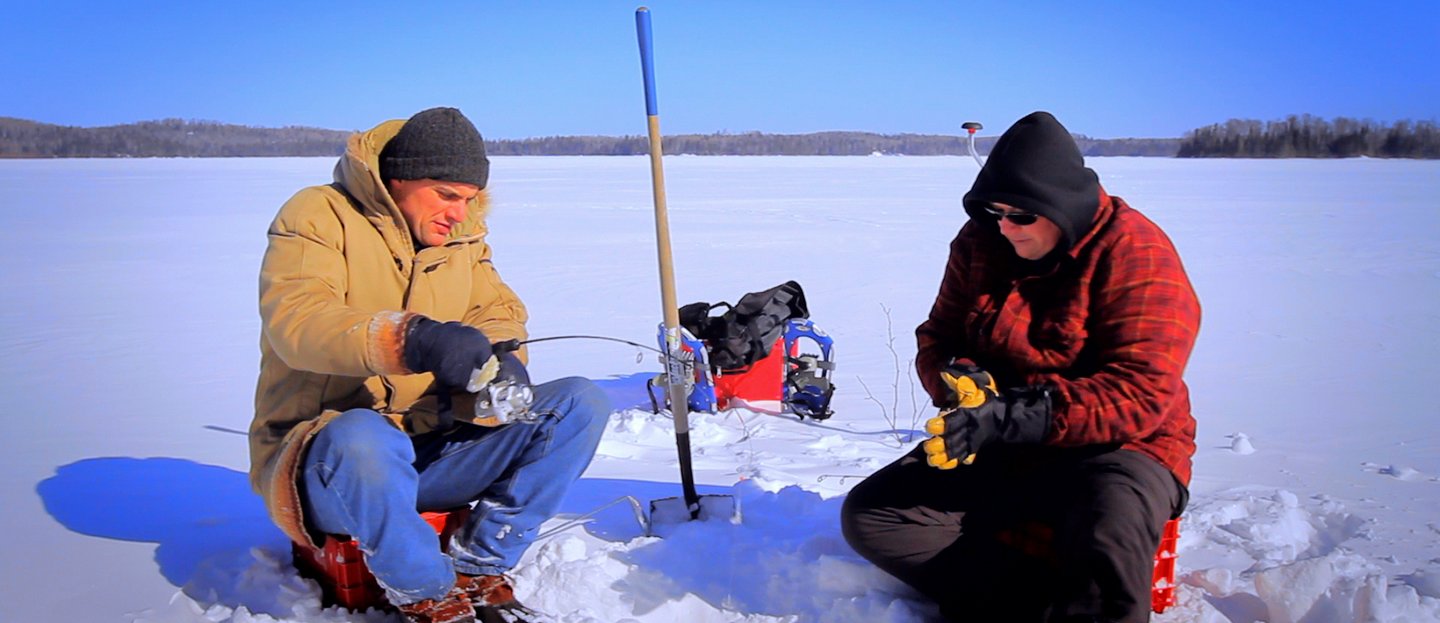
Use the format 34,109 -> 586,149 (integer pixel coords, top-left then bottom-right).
250,107 -> 611,623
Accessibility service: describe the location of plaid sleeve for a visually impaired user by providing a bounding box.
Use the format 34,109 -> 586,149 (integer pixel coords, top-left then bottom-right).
916,223 -> 988,407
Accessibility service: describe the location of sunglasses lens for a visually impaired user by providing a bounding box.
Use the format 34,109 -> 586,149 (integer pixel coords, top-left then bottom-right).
984,207 -> 1038,226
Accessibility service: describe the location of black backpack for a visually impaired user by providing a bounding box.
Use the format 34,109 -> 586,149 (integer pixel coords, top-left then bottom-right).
678,280 -> 808,371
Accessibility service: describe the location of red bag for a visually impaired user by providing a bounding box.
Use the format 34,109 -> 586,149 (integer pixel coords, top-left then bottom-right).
714,337 -> 788,413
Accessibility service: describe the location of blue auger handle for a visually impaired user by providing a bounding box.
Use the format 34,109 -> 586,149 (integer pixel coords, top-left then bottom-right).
636,8 -> 659,116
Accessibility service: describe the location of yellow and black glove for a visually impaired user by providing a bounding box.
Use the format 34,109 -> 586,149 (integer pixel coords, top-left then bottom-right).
923,365 -> 1052,469
939,362 -> 998,411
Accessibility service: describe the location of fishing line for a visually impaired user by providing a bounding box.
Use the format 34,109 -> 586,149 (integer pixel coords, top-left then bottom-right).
517,334 -> 669,360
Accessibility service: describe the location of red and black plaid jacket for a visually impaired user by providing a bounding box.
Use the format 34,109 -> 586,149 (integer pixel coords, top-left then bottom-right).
916,190 -> 1201,485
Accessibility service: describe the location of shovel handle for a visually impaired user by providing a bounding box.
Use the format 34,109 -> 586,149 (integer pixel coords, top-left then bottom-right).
638,6 -> 701,515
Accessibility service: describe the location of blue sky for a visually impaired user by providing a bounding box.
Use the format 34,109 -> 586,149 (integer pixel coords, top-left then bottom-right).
4,1 -> 1437,139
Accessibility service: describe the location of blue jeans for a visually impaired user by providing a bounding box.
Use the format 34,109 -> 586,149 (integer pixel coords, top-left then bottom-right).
300,377 -> 612,604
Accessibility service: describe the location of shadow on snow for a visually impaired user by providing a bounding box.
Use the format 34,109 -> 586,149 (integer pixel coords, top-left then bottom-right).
36,456 -> 892,619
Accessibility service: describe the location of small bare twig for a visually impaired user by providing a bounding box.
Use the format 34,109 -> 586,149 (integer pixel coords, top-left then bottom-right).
855,375 -> 903,446
882,305 -> 904,424
906,356 -> 928,437
855,304 -> 937,447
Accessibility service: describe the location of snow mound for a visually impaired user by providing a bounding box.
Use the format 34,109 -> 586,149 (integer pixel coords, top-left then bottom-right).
1156,488 -> 1440,623
1399,568 -> 1440,599
1361,462 -> 1432,482
131,547 -> 392,623
1227,432 -> 1256,455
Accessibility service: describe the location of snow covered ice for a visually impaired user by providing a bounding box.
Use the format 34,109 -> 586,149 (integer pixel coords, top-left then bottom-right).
2,155 -> 1438,621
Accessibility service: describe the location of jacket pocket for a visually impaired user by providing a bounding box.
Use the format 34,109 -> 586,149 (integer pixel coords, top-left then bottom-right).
407,249 -> 472,320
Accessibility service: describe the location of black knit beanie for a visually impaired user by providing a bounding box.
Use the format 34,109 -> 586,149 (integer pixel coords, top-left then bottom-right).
962,111 -> 1099,251
379,107 -> 489,188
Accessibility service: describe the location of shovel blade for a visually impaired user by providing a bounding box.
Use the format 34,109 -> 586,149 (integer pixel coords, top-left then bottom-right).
647,494 -> 739,536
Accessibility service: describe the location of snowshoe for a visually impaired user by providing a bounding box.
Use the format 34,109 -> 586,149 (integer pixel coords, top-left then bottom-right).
783,318 -> 836,420
647,325 -> 716,413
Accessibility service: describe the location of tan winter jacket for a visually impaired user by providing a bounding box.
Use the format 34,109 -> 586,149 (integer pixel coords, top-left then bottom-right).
249,119 -> 527,545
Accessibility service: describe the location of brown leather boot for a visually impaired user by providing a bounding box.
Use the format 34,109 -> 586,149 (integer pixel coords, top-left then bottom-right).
455,574 -> 539,622
455,573 -> 516,606
395,587 -> 476,623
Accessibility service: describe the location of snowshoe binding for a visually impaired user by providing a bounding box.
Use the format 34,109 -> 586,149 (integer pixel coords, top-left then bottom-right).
782,318 -> 836,420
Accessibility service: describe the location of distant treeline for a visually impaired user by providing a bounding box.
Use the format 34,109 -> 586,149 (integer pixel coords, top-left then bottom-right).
486,131 -> 1181,157
0,117 -> 351,158
1178,115 -> 1440,158
13,115 -> 1439,159
0,117 -> 1179,158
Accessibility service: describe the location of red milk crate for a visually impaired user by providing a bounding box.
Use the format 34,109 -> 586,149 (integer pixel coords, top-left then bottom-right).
1151,517 -> 1181,614
292,507 -> 471,611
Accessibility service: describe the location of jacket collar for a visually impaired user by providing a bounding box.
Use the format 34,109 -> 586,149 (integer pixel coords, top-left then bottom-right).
1063,185 -> 1114,261
332,119 -> 490,261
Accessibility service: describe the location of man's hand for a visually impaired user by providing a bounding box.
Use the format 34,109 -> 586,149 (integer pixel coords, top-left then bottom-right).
402,316 -> 494,390
492,339 -> 531,387
923,374 -> 1052,470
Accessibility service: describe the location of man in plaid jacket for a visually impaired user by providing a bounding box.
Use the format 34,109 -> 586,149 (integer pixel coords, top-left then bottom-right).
842,111 -> 1201,622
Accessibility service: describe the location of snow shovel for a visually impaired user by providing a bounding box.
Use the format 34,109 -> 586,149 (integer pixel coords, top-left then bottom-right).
635,6 -> 738,532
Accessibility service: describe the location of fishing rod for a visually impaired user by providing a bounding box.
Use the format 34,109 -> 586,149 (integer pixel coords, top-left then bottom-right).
516,334 -> 668,358
471,333 -> 683,425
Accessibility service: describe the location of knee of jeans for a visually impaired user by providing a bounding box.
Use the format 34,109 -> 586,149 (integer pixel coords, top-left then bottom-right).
553,376 -> 614,422
324,409 -> 397,442
312,409 -> 414,468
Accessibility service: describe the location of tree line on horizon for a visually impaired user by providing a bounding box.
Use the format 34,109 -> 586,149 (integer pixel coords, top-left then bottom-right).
1177,115 -> 1440,158
0,117 -> 1178,158
0,117 -> 350,158
1,115 -> 1434,159
483,131 -> 1179,157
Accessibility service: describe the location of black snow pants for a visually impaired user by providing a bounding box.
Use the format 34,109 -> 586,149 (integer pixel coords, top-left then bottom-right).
840,443 -> 1186,623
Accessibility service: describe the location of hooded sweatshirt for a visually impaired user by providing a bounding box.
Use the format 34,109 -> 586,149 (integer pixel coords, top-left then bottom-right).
963,111 -> 1100,253
917,111 -> 1202,485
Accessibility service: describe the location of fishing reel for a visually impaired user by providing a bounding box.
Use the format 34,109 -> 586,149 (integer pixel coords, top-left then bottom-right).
462,340 -> 538,427
472,378 -> 537,426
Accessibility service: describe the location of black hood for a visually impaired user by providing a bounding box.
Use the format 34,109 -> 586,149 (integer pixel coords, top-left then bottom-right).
962,111 -> 1100,251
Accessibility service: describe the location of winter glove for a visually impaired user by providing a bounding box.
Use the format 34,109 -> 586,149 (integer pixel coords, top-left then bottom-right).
492,339 -> 531,387
939,361 -> 998,410
923,382 -> 1052,470
402,316 -> 494,390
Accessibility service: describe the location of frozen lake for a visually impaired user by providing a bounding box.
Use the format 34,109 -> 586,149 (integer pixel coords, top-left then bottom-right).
1,155 -> 1437,621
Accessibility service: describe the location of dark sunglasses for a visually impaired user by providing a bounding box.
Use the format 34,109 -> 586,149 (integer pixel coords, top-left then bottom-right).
983,205 -> 1040,226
